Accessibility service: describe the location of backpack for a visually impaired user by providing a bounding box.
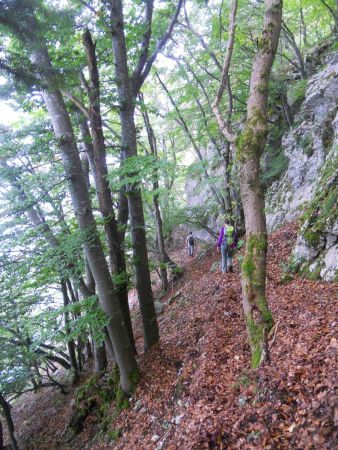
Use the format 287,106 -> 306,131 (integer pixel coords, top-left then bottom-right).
225,225 -> 234,246
188,235 -> 195,246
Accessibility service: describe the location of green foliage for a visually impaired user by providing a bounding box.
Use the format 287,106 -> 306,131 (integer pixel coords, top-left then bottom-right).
261,147 -> 289,186
287,79 -> 308,106
297,134 -> 314,157
300,149 -> 338,248
280,255 -> 303,283
237,239 -> 245,250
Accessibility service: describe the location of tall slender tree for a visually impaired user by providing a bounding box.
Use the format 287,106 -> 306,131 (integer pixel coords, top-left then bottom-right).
0,0 -> 138,394
213,0 -> 283,367
107,0 -> 183,350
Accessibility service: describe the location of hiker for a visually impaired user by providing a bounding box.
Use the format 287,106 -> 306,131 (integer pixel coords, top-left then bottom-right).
186,231 -> 196,257
217,220 -> 236,273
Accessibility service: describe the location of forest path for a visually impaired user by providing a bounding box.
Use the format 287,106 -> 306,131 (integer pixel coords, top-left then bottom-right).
6,223 -> 337,450
109,222 -> 337,449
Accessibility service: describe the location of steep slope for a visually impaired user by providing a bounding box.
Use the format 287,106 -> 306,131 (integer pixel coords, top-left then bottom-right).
4,223 -> 337,449
107,222 -> 337,449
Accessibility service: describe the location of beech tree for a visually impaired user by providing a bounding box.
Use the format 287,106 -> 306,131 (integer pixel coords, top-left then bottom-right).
213,0 -> 283,367
106,0 -> 184,349
0,0 -> 137,394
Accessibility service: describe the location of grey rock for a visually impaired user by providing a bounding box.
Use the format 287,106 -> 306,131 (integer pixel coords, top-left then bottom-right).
168,290 -> 182,305
266,53 -> 338,280
210,261 -> 219,273
154,301 -> 164,315
293,235 -> 319,261
223,311 -> 236,318
266,55 -> 338,233
133,399 -> 142,411
174,414 -> 184,425
321,245 -> 338,281
326,233 -> 337,249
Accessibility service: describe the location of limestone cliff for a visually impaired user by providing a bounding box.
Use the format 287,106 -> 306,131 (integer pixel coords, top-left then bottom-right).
266,51 -> 338,280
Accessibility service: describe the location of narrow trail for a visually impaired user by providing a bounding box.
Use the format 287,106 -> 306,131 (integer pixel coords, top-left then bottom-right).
7,222 -> 337,450
109,223 -> 337,450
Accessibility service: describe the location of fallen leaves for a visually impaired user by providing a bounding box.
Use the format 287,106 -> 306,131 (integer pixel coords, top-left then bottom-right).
6,222 -> 338,449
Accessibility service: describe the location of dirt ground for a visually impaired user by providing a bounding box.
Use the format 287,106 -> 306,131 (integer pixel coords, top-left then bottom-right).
5,222 -> 337,449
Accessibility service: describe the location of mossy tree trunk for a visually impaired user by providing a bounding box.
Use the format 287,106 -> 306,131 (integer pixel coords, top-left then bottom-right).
212,0 -> 280,367
237,0 -> 283,368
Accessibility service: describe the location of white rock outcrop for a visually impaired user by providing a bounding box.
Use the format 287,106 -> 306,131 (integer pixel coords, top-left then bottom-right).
266,52 -> 338,280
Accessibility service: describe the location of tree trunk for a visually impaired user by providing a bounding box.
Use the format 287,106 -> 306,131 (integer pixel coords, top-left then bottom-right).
61,281 -> 79,380
93,341 -> 108,373
79,114 -> 136,353
21,11 -> 138,394
223,141 -> 234,220
281,92 -> 293,127
110,0 -> 159,350
104,328 -> 117,362
0,394 -> 19,450
85,340 -> 93,360
140,97 -> 170,291
282,23 -> 307,79
80,117 -> 136,353
0,418 -> 3,450
237,0 -> 282,368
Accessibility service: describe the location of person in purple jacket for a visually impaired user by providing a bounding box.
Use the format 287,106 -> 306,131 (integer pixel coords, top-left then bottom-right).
217,220 -> 235,273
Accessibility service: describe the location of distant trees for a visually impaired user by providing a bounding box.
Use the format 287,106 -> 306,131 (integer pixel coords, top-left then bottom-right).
0,0 -> 336,444
0,0 -> 183,400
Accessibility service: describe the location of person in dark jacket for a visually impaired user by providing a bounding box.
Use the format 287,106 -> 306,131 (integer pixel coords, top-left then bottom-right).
186,232 -> 196,257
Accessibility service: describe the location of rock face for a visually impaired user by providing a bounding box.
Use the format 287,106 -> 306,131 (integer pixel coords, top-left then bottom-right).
266,51 -> 338,281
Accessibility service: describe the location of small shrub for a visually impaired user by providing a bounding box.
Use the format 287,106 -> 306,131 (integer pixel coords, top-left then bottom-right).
261,147 -> 289,187
280,255 -> 303,283
107,429 -> 122,441
287,79 -> 307,106
297,134 -> 314,157
236,239 -> 245,250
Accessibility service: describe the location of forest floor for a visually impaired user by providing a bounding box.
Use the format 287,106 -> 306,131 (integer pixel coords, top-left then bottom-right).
6,222 -> 337,449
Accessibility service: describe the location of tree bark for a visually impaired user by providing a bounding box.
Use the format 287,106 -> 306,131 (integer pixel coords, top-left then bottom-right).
110,0 -> 159,350
0,418 -> 3,450
282,22 -> 307,79
78,111 -> 136,353
11,7 -> 139,394
281,92 -> 293,127
237,0 -> 282,368
61,281 -> 79,380
93,341 -> 108,373
0,394 -> 19,450
140,96 -> 170,291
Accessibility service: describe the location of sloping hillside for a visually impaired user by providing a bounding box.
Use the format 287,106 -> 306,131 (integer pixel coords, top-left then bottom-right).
5,222 -> 337,450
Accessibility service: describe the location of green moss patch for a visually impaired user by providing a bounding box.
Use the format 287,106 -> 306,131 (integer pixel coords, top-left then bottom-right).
300,150 -> 338,250
68,365 -> 139,438
287,79 -> 307,106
